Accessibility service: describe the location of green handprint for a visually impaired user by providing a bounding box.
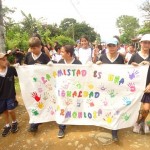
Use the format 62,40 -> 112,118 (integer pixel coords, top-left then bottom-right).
33,77 -> 37,82
32,109 -> 39,116
108,90 -> 117,98
46,74 -> 51,81
122,113 -> 130,121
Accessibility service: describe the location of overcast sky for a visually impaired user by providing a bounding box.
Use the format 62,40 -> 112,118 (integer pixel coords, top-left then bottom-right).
3,0 -> 145,41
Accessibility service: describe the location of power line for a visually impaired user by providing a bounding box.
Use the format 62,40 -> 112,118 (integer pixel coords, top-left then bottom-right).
70,0 -> 83,20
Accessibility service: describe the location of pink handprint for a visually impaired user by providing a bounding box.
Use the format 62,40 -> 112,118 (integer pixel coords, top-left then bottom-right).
32,92 -> 41,102
128,83 -> 136,92
41,77 -> 47,84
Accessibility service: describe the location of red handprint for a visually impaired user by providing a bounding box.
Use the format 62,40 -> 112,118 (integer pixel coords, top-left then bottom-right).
32,92 -> 41,102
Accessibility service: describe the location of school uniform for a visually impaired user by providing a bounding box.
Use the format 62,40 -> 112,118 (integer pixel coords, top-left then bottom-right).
24,52 -> 50,65
99,52 -> 125,141
0,67 -> 17,114
58,58 -> 82,137
128,52 -> 150,103
24,51 -> 50,132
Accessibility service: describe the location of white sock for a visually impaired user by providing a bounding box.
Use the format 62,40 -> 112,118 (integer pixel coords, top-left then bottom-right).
5,124 -> 10,127
12,120 -> 17,123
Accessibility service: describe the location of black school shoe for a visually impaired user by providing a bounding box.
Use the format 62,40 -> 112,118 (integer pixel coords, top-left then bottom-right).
2,126 -> 11,137
28,123 -> 41,132
11,122 -> 19,133
57,129 -> 65,138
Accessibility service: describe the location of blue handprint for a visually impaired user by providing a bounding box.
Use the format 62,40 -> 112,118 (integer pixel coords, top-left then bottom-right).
123,97 -> 131,106
119,78 -> 124,85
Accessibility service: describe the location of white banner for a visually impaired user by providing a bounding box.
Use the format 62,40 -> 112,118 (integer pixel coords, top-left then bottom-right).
17,64 -> 148,130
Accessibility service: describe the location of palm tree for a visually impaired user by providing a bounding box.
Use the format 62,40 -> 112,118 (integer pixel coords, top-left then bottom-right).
0,0 -> 5,53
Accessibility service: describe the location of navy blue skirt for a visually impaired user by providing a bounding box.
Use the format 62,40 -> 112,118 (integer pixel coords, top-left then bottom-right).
141,93 -> 150,103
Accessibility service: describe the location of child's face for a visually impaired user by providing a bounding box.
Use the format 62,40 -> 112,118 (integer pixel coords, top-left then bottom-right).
0,56 -> 8,68
140,41 -> 150,51
60,47 -> 70,60
107,44 -> 118,54
30,46 -> 41,55
80,38 -> 89,49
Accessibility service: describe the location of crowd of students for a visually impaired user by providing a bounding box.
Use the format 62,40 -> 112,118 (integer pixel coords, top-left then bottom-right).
0,33 -> 150,143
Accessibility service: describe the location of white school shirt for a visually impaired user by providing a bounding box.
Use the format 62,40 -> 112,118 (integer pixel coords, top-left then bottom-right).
78,47 -> 92,64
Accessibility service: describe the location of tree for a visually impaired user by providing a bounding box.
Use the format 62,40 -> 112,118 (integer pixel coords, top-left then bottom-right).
74,22 -> 98,42
0,0 -> 5,52
138,0 -> 150,34
60,18 -> 76,31
21,11 -> 43,36
116,15 -> 140,43
140,0 -> 150,20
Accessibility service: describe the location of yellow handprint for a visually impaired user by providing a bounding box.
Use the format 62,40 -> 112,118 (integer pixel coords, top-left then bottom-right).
37,102 -> 44,109
103,112 -> 113,124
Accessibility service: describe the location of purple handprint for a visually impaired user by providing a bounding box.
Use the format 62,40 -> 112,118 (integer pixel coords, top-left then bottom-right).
128,69 -> 139,80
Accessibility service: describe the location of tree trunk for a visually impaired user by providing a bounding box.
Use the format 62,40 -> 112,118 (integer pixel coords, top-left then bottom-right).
0,0 -> 5,53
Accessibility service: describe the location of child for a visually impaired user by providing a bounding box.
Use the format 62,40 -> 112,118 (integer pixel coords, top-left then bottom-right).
51,45 -> 62,63
128,34 -> 150,134
96,38 -> 124,142
125,44 -> 136,63
0,53 -> 18,137
78,35 -> 93,64
57,45 -> 82,138
24,37 -> 50,132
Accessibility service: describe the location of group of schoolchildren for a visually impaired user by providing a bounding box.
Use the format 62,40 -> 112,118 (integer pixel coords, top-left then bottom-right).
0,33 -> 150,143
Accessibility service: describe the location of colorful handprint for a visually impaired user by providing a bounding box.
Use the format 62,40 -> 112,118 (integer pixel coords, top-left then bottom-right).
128,69 -> 139,80
103,98 -> 108,106
123,97 -> 131,106
43,92 -> 50,101
87,99 -> 95,107
107,89 -> 117,98
32,92 -> 41,102
32,109 -> 39,116
37,102 -> 44,109
41,77 -> 47,84
46,74 -> 51,81
119,78 -> 124,85
121,113 -> 130,121
38,87 -> 43,93
103,112 -> 113,124
33,77 -> 37,82
128,83 -> 136,92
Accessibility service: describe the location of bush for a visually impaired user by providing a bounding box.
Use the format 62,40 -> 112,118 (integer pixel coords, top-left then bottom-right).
52,35 -> 75,46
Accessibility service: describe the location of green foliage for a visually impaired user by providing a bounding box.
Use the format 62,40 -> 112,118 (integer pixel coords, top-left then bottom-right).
3,8 -> 100,50
52,35 -> 75,46
60,18 -> 77,31
5,24 -> 29,50
138,22 -> 150,34
138,0 -> 150,34
7,55 -> 15,64
116,15 -> 140,43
